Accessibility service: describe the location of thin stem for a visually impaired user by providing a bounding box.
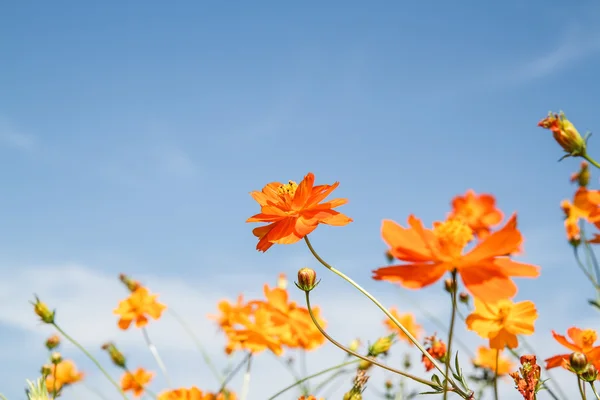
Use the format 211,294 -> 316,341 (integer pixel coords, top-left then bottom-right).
169,308 -> 223,384
303,236 -> 466,396
52,323 -> 129,400
573,248 -> 600,289
239,355 -> 253,400
581,224 -> 600,285
583,153 -> 600,170
579,376 -> 588,400
304,291 -> 440,389
219,352 -> 252,393
272,353 -> 310,395
590,382 -> 600,400
268,359 -> 360,400
142,327 -> 173,388
443,270 -> 459,400
493,349 -> 499,400
519,337 -> 565,400
312,368 -> 351,395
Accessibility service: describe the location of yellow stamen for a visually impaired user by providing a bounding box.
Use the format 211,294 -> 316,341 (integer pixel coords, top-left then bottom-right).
278,180 -> 298,196
581,330 -> 597,349
496,304 -> 511,325
433,219 -> 473,258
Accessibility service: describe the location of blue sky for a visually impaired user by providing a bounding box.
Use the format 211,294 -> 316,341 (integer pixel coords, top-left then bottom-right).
2,1 -> 600,399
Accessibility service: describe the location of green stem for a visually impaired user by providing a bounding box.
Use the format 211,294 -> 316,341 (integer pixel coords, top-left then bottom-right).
590,382 -> 600,400
312,368 -> 351,395
219,352 -> 252,393
272,353 -> 310,395
239,355 -> 253,400
51,323 -> 129,400
493,349 -> 499,400
304,291 -> 440,389
443,270 -> 459,400
303,236 -> 467,397
268,360 -> 360,400
583,153 -> 600,170
141,327 -> 172,388
574,248 -> 600,289
169,308 -> 223,384
579,376 -> 588,400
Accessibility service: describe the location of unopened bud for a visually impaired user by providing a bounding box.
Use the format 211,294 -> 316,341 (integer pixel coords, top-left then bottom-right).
444,278 -> 456,293
102,342 -> 127,368
538,111 -> 587,157
358,358 -> 373,370
50,352 -> 62,364
370,335 -> 394,356
343,391 -> 362,400
295,268 -> 319,292
571,162 -> 590,187
384,380 -> 393,390
45,335 -> 60,350
119,273 -> 141,292
40,364 -> 52,376
581,364 -> 598,382
348,339 -> 361,353
403,354 -> 412,370
32,296 -> 55,324
458,292 -> 469,304
385,250 -> 394,264
570,352 -> 588,373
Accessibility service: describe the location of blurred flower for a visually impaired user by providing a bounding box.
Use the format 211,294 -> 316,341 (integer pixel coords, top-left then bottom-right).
545,327 -> 600,371
571,161 -> 591,187
466,298 -> 537,349
32,296 -> 54,324
121,367 -> 153,398
422,334 -> 446,372
538,111 -> 586,157
449,190 -> 503,239
510,355 -> 541,400
114,286 -> 167,330
246,172 -> 352,252
373,214 -> 540,302
561,187 -> 600,242
382,308 -> 422,345
45,335 -> 60,351
473,346 -> 514,375
45,360 -> 84,394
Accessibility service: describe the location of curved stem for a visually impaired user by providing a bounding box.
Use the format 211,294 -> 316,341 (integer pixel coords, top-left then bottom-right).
579,376 -> 588,400
583,153 -> 600,170
574,248 -> 599,289
493,349 -> 499,400
443,270 -> 458,400
590,382 -> 600,400
52,323 -> 129,400
268,359 -> 359,400
304,291 -> 440,389
303,236 -> 466,396
142,327 -> 172,388
169,308 -> 223,384
219,352 -> 252,393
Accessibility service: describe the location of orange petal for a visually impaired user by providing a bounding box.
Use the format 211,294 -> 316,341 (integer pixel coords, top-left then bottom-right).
293,173 -> 315,209
381,219 -> 435,262
545,354 -> 569,369
461,214 -> 521,265
552,330 -> 581,352
459,265 -> 516,302
492,258 -> 540,278
372,263 -> 447,289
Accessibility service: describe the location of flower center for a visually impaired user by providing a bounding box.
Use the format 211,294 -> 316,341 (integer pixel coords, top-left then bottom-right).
278,180 -> 298,197
496,305 -> 511,325
581,329 -> 597,349
433,219 -> 473,258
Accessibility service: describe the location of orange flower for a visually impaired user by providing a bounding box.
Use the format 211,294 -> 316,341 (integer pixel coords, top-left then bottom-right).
372,214 -> 540,302
422,334 -> 446,372
383,308 -> 422,345
465,298 -> 537,349
246,172 -> 352,252
121,367 -> 154,398
158,386 -> 204,400
561,187 -> 600,242
545,327 -> 600,371
449,190 -> 503,239
45,360 -> 84,393
510,355 -> 541,400
538,111 -> 587,156
298,397 -> 323,400
114,286 -> 167,330
473,346 -> 514,375
203,391 -> 237,400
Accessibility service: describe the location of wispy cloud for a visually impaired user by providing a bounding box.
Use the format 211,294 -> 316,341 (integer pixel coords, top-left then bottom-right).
0,116 -> 37,151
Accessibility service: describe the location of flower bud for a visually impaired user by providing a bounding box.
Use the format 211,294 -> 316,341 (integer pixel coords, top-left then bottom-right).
45,335 -> 60,350
581,364 -> 598,382
384,380 -> 393,390
348,339 -> 361,353
358,358 -> 373,371
444,278 -> 456,294
119,273 -> 141,292
32,296 -> 55,324
571,162 -> 590,187
343,392 -> 362,400
403,354 -> 412,370
40,364 -> 52,377
538,111 -> 587,157
458,292 -> 470,304
50,352 -> 62,364
370,335 -> 394,356
296,268 -> 319,292
385,250 -> 394,264
569,352 -> 588,373
102,342 -> 127,369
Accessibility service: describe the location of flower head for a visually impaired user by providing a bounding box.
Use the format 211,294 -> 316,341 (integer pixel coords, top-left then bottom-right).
466,298 -> 537,349
545,327 -> 600,371
473,346 -> 514,375
45,360 -> 84,394
510,355 -> 542,400
422,334 -> 447,372
247,172 -> 352,252
121,367 -> 153,398
382,308 -> 422,345
114,286 -> 167,330
449,190 -> 503,239
561,187 -> 600,242
157,386 -> 205,400
45,335 -> 60,351
538,111 -> 587,157
373,214 -> 540,302
32,296 -> 55,324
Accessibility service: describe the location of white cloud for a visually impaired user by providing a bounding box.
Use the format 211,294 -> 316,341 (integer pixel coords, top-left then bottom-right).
0,264 -> 594,400
0,116 -> 37,151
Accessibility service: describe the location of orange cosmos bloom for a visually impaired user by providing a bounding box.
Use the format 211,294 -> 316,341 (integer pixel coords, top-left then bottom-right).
538,111 -> 587,156
45,360 -> 84,393
121,367 -> 154,398
422,334 -> 447,372
449,190 -> 503,239
372,214 -> 540,302
545,327 -> 600,371
298,397 -> 324,400
473,346 -> 514,375
561,187 -> 600,242
465,298 -> 537,349
158,387 -> 205,400
246,172 -> 352,252
203,391 -> 237,400
511,355 -> 541,400
383,307 -> 422,345
114,286 -> 167,330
